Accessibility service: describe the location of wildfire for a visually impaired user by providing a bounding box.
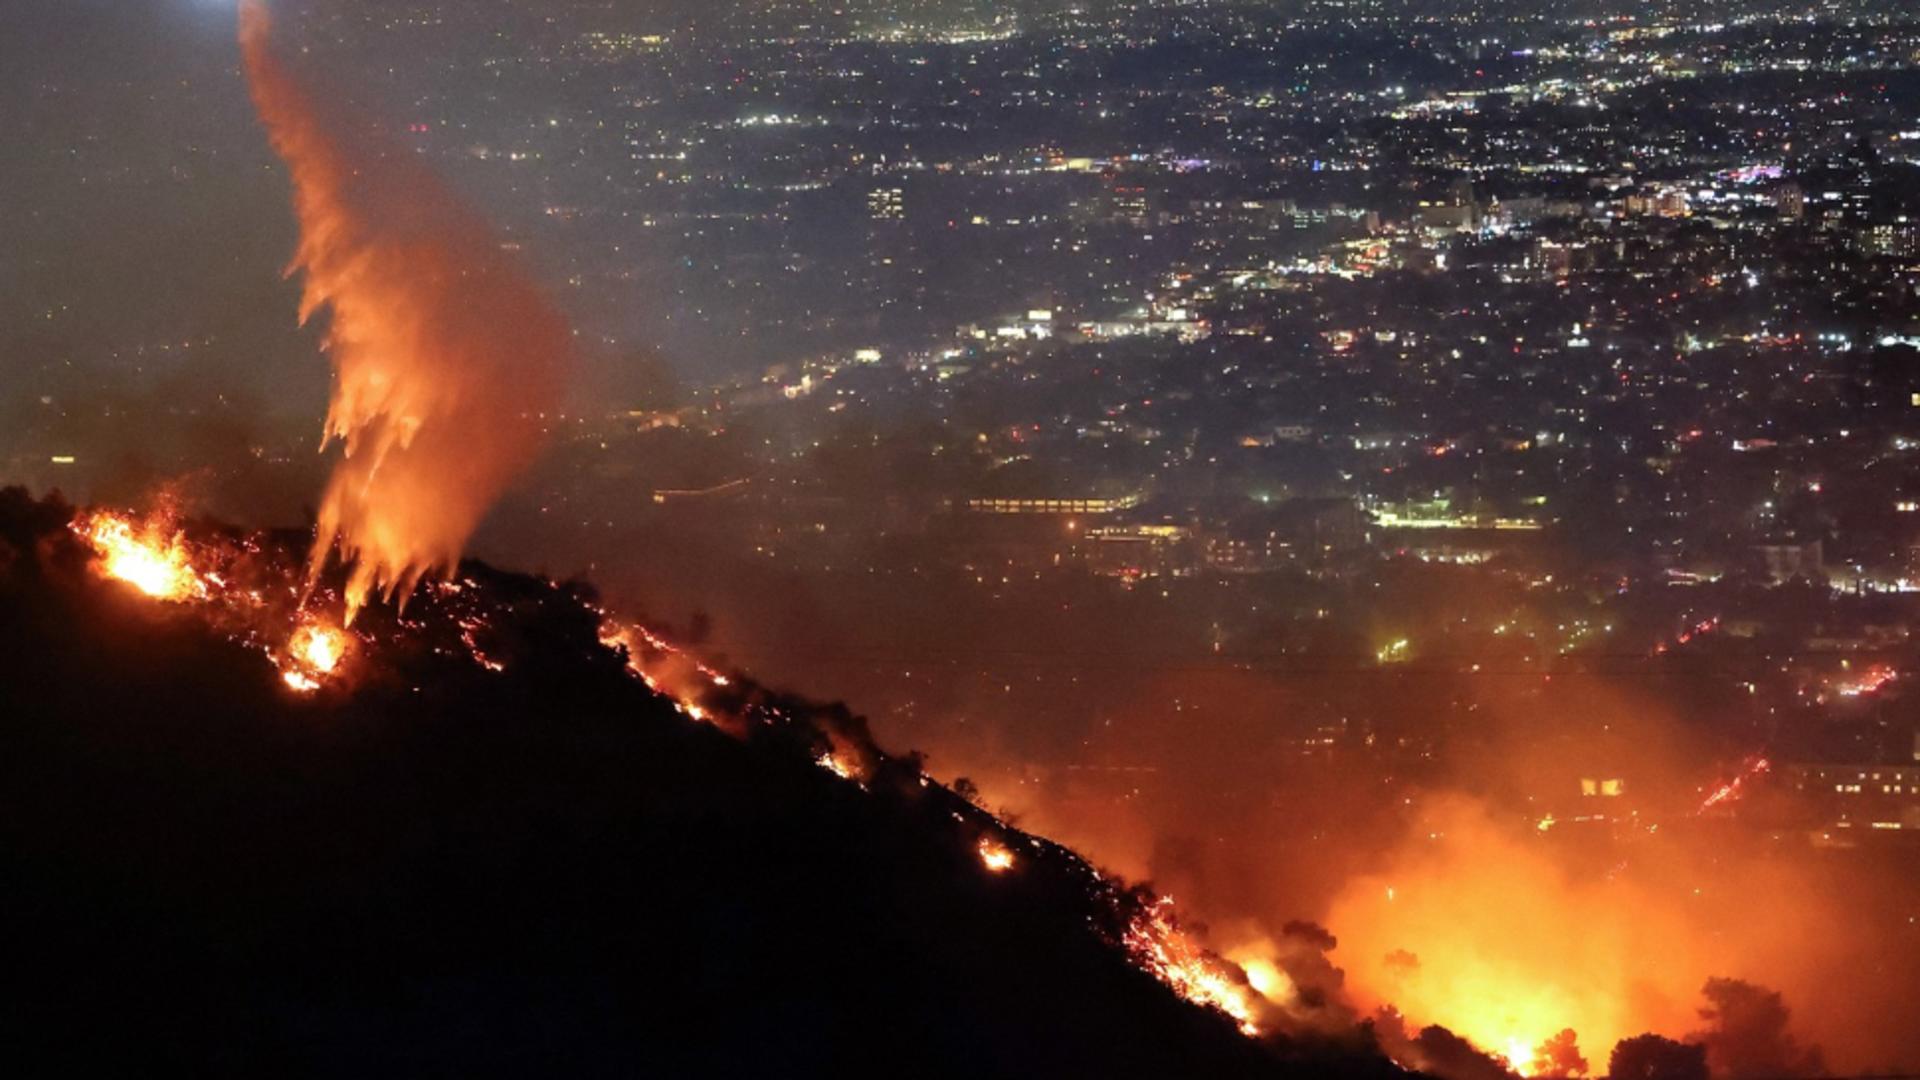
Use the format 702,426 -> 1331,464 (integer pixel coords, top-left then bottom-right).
281,617 -> 350,694
600,619 -> 731,703
1223,949 -> 1297,1007
1330,795 -> 1705,1074
1832,665 -> 1897,698
1649,615 -> 1719,657
75,512 -> 205,602
1124,898 -> 1262,1037
69,502 -> 1322,1052
1505,1037 -> 1536,1076
1697,755 -> 1770,814
239,0 -> 569,623
598,611 -> 1276,1042
816,749 -> 863,783
74,508 -> 372,697
977,837 -> 1016,873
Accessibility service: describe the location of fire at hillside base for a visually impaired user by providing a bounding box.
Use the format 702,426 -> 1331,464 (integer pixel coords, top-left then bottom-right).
66,506 -> 1282,1056
68,504 -> 1859,1080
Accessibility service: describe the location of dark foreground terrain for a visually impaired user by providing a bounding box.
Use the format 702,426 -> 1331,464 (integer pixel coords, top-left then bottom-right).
0,489 -> 1405,1077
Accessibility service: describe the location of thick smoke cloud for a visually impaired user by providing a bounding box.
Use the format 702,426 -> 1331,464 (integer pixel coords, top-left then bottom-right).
239,0 -> 569,620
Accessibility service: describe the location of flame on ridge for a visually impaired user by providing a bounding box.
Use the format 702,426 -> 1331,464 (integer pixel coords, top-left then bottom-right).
70,507 -> 1290,1049
282,616 -> 351,694
239,0 -> 569,624
596,610 -> 1271,1037
1123,898 -> 1263,1037
977,837 -> 1016,873
75,511 -> 206,603
73,509 -> 354,695
1697,755 -> 1771,814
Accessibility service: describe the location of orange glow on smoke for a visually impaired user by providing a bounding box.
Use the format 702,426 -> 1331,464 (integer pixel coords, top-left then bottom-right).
1330,796 -> 1702,1072
1221,947 -> 1296,1008
240,0 -> 569,622
76,512 -> 206,603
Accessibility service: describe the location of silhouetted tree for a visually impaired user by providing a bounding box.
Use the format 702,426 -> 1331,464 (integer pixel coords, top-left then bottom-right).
1534,1028 -> 1587,1078
1609,1034 -> 1708,1080
1692,978 -> 1824,1079
1414,1025 -> 1519,1080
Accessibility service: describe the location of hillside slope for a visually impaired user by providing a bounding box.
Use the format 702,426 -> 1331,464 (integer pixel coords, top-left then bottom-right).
0,489 -> 1407,1077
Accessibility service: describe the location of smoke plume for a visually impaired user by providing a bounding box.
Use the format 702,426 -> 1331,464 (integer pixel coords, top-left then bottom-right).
238,0 -> 569,621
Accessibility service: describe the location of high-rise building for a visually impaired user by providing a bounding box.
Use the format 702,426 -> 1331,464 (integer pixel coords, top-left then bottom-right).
867,187 -> 905,221
1774,183 -> 1805,221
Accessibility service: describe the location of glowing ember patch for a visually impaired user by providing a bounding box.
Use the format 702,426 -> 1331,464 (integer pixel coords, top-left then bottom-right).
281,619 -> 350,693
977,837 -> 1016,873
75,513 -> 205,602
816,751 -> 858,782
1123,899 -> 1261,1036
291,622 -> 347,674
1698,756 -> 1771,813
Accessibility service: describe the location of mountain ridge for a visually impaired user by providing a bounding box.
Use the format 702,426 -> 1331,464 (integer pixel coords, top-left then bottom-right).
0,487 -> 1409,1077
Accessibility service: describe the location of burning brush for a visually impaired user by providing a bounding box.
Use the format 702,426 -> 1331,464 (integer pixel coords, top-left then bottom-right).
72,504 -> 1283,1045
74,509 -> 355,695
53,0 -> 1303,1054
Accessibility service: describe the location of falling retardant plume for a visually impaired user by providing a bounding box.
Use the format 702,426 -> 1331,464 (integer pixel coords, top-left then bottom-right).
238,0 -> 569,621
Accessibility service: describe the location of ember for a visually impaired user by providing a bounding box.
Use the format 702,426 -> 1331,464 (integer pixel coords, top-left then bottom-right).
1698,755 -> 1771,814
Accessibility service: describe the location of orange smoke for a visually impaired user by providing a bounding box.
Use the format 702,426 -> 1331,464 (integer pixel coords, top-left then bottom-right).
239,0 -> 569,622
1329,797 -> 1682,1068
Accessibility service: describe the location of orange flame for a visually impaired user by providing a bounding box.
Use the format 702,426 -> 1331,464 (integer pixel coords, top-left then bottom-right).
1221,947 -> 1296,1007
239,0 -> 569,622
74,512 -> 206,602
1505,1037 -> 1537,1076
816,749 -> 865,784
1330,796 -> 1698,1070
977,837 -> 1016,873
1124,898 -> 1262,1036
1698,756 -> 1770,814
281,617 -> 350,694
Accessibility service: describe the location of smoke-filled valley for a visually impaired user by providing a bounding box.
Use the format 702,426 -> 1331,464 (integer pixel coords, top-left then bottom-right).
472,495 -> 1920,1077
7,0 -> 1920,1072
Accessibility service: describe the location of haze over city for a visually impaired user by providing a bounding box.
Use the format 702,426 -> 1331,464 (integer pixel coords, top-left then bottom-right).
4,0 -> 1919,1074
